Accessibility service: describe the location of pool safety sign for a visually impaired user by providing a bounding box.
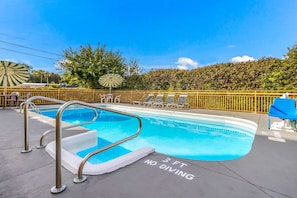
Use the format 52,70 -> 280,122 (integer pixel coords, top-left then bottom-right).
144,157 -> 195,181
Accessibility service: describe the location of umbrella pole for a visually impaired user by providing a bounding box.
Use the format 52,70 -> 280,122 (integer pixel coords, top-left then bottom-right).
3,76 -> 7,95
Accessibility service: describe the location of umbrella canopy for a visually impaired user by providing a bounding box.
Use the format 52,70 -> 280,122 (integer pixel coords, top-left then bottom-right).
98,74 -> 124,93
0,61 -> 30,94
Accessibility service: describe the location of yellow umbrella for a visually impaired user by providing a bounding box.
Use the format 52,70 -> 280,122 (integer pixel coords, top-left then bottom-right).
0,61 -> 30,95
98,74 -> 124,94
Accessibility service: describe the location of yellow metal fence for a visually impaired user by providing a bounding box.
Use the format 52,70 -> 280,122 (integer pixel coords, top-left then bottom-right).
1,88 -> 295,114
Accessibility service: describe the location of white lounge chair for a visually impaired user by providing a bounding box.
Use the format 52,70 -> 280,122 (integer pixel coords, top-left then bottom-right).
144,94 -> 164,107
133,93 -> 154,106
153,94 -> 175,108
168,94 -> 189,109
151,94 -> 164,107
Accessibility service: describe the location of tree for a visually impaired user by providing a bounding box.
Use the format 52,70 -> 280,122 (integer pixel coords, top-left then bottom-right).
286,44 -> 297,65
281,44 -> 297,89
60,43 -> 128,89
57,42 -> 297,90
122,59 -> 143,89
48,72 -> 61,84
29,70 -> 61,84
261,44 -> 297,90
30,70 -> 44,83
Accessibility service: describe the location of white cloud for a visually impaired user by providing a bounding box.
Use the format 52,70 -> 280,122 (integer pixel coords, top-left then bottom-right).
175,57 -> 198,70
230,55 -> 255,63
177,65 -> 188,70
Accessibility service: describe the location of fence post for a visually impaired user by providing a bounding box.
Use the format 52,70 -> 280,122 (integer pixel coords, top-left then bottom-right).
254,90 -> 257,113
57,89 -> 60,100
130,90 -> 133,104
196,91 -> 199,109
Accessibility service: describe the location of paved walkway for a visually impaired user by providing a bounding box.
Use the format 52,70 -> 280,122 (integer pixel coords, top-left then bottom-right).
0,106 -> 297,198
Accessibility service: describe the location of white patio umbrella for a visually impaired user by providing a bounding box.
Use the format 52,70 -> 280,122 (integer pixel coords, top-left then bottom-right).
98,74 -> 124,94
0,61 -> 30,95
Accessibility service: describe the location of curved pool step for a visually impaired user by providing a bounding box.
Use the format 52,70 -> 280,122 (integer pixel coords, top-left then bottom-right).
45,130 -> 155,175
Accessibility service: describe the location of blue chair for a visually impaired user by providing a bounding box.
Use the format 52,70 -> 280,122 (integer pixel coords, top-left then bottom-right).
268,98 -> 297,129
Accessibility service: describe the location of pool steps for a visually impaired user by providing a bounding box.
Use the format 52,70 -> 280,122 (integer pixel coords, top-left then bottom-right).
45,130 -> 155,175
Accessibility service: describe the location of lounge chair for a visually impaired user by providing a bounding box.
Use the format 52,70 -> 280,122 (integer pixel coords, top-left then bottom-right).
268,98 -> 297,129
163,94 -> 176,108
133,93 -> 154,106
151,94 -> 165,107
168,94 -> 189,109
143,94 -> 164,107
154,93 -> 175,108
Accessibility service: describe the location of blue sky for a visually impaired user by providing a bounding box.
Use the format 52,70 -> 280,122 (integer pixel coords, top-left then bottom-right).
1,0 -> 297,73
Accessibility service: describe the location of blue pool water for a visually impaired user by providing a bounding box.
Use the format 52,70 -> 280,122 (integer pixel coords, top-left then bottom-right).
40,107 -> 256,161
76,137 -> 131,164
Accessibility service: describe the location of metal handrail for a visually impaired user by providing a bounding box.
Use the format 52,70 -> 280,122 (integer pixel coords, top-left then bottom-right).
51,100 -> 142,194
20,101 -> 41,114
21,96 -> 66,153
29,102 -> 42,114
36,113 -> 98,148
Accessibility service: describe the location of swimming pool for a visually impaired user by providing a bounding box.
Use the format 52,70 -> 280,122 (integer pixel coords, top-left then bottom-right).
40,105 -> 257,162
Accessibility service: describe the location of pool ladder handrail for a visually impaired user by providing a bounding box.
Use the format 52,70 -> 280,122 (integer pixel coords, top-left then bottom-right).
36,116 -> 98,149
51,100 -> 143,194
21,96 -> 66,153
20,100 -> 41,114
36,106 -> 101,148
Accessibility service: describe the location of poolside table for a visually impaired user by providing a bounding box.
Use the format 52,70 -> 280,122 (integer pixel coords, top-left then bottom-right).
106,94 -> 113,103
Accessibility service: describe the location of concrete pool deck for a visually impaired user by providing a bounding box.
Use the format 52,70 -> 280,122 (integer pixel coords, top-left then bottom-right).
0,105 -> 297,198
